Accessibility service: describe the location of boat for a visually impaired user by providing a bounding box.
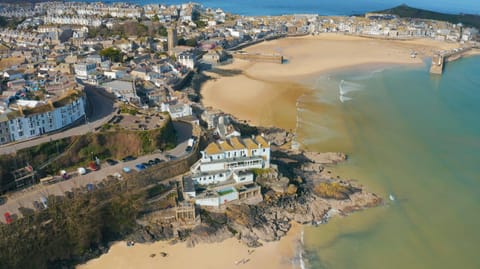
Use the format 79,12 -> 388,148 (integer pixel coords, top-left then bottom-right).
389,194 -> 395,201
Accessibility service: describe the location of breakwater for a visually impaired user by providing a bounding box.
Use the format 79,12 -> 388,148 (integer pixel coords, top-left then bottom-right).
429,46 -> 478,74
232,52 -> 284,64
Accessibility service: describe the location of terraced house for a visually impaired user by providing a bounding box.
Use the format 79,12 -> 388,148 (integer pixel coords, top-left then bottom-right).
0,89 -> 86,145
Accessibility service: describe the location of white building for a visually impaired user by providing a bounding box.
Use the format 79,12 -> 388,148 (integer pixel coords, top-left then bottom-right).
102,80 -> 137,102
177,52 -> 196,69
160,101 -> 193,119
189,136 -> 270,186
2,91 -> 86,144
194,187 -> 239,207
74,62 -> 97,80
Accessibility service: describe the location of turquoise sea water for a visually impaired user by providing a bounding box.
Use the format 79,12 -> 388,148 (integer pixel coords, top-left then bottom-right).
297,56 -> 480,269
75,0 -> 480,15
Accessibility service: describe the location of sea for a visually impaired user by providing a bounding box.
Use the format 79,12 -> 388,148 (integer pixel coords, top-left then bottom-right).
295,56 -> 480,269
75,0 -> 480,16
77,0 -> 480,268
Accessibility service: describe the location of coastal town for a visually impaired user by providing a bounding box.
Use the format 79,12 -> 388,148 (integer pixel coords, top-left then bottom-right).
0,1 -> 479,269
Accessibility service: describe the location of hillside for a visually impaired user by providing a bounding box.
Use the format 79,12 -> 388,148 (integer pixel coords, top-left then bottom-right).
375,4 -> 480,29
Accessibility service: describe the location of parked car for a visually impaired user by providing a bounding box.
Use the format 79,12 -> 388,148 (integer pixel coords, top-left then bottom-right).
0,196 -> 6,205
77,167 -> 87,175
86,184 -> 94,192
33,200 -> 44,210
89,161 -> 99,171
166,154 -> 176,160
40,196 -> 48,209
4,212 -> 13,224
122,155 -> 136,162
106,159 -> 118,166
148,160 -> 156,166
123,167 -> 132,173
153,158 -> 162,164
60,170 -> 69,180
135,163 -> 146,171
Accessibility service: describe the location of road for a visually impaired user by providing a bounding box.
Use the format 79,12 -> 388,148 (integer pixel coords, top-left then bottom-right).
0,121 -> 193,223
0,86 -> 116,155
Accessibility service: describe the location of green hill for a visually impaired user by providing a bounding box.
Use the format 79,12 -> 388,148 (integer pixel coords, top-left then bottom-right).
375,4 -> 480,29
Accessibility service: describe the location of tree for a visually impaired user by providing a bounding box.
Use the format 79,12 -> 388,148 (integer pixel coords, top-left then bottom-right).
177,38 -> 197,47
99,47 -> 123,63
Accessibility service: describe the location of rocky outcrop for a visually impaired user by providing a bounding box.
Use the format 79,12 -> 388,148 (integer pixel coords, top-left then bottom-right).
223,182 -> 381,247
302,151 -> 347,164
130,137 -> 381,249
259,127 -> 294,146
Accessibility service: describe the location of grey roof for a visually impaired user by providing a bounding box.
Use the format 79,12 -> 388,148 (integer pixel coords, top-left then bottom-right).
183,177 -> 195,193
102,80 -> 133,92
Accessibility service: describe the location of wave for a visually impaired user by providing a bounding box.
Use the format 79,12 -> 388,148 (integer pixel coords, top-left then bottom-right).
339,79 -> 365,95
299,229 -> 307,269
339,94 -> 352,103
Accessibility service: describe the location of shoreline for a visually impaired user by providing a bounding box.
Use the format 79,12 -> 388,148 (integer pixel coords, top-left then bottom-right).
201,33 -> 459,128
78,222 -> 305,269
75,34 -> 474,269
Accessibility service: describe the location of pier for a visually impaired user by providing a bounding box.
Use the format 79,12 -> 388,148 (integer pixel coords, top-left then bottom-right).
429,46 -> 478,75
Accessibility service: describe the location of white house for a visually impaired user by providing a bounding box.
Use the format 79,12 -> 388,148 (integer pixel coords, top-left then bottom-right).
160,101 -> 193,119
194,187 -> 239,207
74,62 -> 97,80
199,136 -> 270,171
4,92 -> 85,143
214,115 -> 241,140
189,136 -> 270,186
177,52 -> 195,69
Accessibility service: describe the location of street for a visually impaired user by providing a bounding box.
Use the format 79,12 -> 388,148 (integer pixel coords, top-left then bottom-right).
0,121 -> 193,223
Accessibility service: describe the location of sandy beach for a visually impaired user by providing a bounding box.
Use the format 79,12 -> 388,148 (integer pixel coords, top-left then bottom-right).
78,222 -> 304,269
201,34 -> 460,128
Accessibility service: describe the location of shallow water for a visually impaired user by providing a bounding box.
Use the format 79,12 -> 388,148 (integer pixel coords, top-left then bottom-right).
297,56 -> 480,269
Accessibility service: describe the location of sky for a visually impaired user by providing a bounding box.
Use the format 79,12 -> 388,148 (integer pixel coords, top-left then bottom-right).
386,0 -> 480,14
